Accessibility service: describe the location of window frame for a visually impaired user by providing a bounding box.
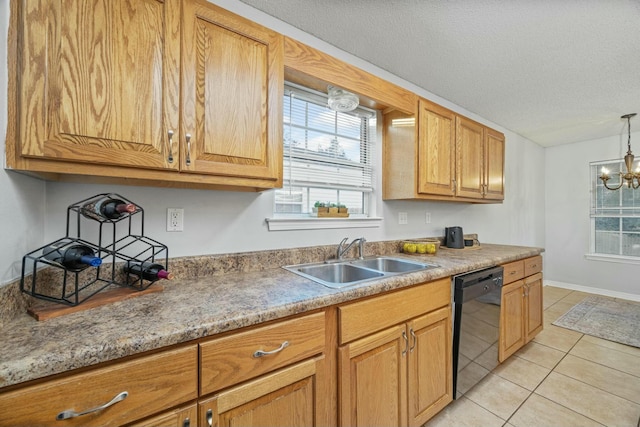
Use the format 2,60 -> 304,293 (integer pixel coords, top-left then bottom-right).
267,83 -> 383,231
588,159 -> 640,262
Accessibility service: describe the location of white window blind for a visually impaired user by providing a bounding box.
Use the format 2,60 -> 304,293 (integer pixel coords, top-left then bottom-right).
275,83 -> 375,216
590,159 -> 640,257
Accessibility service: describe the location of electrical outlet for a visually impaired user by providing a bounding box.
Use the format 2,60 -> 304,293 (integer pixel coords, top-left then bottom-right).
167,208 -> 184,232
425,212 -> 431,224
398,212 -> 408,225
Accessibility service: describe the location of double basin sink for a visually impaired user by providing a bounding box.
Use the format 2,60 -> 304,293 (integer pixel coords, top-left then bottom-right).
283,256 -> 439,289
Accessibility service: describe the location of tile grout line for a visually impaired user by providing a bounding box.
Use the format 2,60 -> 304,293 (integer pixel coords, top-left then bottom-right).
502,321 -> 588,426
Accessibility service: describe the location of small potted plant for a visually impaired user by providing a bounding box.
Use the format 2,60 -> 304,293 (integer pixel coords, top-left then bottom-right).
312,201 -> 329,216
337,203 -> 349,215
328,203 -> 339,215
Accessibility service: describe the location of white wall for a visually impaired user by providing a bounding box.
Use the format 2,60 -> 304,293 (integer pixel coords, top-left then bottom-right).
545,131 -> 640,298
0,0 -> 546,286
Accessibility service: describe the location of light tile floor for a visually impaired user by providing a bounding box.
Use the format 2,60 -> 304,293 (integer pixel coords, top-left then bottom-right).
425,286 -> 640,427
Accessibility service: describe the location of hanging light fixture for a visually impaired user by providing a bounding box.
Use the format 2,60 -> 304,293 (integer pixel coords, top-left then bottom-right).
327,85 -> 359,112
600,113 -> 640,190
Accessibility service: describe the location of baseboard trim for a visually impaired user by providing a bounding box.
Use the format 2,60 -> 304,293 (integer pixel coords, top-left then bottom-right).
544,279 -> 640,302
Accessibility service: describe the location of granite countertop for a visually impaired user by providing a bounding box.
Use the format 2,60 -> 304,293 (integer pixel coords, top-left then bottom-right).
0,243 -> 543,389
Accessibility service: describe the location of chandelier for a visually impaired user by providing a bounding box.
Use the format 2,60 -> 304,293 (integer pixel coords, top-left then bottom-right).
599,113 -> 639,190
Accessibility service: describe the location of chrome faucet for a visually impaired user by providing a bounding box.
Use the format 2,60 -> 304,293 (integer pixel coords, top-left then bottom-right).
336,237 -> 367,260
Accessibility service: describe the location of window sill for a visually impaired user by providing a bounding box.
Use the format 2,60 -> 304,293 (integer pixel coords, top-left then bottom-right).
266,216 -> 383,231
584,253 -> 640,265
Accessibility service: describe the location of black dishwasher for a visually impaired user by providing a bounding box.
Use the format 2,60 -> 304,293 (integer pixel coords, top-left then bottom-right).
452,266 -> 504,398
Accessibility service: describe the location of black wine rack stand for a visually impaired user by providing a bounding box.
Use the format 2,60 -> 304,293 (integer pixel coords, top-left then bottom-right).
20,193 -> 169,306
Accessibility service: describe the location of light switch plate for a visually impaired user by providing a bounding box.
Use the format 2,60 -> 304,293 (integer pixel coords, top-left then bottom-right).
399,212 -> 408,225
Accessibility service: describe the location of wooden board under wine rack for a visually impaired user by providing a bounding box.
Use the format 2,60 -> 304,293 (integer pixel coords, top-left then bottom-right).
27,285 -> 164,321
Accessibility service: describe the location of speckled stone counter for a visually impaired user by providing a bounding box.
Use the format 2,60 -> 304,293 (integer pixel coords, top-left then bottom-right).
0,242 -> 543,389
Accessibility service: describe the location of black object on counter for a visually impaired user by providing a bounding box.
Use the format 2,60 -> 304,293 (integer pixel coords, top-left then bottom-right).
445,226 -> 464,249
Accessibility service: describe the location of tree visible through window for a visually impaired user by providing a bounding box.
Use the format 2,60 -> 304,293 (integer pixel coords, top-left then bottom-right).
274,83 -> 375,217
590,160 -> 640,257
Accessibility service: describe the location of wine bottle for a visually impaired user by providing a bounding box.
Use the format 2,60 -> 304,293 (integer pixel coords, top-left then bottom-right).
125,261 -> 174,281
81,196 -> 136,221
42,243 -> 102,271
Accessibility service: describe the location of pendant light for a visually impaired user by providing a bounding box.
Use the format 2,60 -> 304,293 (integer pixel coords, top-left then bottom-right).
599,113 -> 639,190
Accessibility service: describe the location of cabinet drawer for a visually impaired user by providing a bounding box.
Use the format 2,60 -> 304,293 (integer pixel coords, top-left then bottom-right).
524,255 -> 543,276
200,312 -> 325,395
502,260 -> 524,284
338,278 -> 451,345
0,345 -> 198,427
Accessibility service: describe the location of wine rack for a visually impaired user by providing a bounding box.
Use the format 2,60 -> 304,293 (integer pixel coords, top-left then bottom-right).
20,193 -> 169,306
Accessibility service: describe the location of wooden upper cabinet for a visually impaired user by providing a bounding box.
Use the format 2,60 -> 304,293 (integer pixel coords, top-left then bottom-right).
417,100 -> 456,196
484,128 -> 505,201
383,97 -> 505,203
17,0 -> 181,170
181,0 -> 283,182
8,0 -> 282,190
456,116 -> 485,199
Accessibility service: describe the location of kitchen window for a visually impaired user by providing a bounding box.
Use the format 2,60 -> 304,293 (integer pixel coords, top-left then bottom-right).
589,160 -> 640,260
267,83 -> 381,231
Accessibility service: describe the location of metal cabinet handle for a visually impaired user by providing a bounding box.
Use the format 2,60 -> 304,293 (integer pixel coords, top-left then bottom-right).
253,341 -> 289,358
409,328 -> 417,353
185,133 -> 192,166
56,391 -> 128,420
183,417 -> 191,427
167,130 -> 174,163
206,409 -> 213,427
402,331 -> 409,356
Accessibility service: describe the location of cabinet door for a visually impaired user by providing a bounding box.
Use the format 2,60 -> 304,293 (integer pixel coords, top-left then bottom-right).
498,280 -> 525,362
417,99 -> 456,196
484,128 -> 505,200
18,0 -> 180,170
129,403 -> 197,427
181,0 -> 283,182
455,116 -> 485,199
339,324 -> 407,427
199,357 -> 323,427
407,306 -> 452,427
525,273 -> 544,342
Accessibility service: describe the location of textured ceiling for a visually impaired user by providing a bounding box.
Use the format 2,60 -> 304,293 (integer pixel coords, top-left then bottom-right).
238,0 -> 640,147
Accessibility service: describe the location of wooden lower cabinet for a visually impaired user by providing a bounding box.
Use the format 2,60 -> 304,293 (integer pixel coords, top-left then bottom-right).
198,357 -> 324,427
525,273 -> 544,342
407,307 -> 452,425
498,279 -> 526,362
338,279 -> 453,427
499,256 -> 544,362
339,324 -> 407,427
128,403 -> 197,427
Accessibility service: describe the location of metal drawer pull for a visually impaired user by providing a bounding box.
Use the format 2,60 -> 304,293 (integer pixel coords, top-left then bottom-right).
253,341 -> 289,358
185,133 -> 192,166
56,391 -> 128,420
206,409 -> 213,427
402,331 -> 409,356
167,130 -> 174,163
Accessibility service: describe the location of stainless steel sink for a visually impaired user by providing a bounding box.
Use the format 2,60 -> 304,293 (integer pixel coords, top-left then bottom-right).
283,256 -> 439,289
350,256 -> 431,273
297,263 -> 384,287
